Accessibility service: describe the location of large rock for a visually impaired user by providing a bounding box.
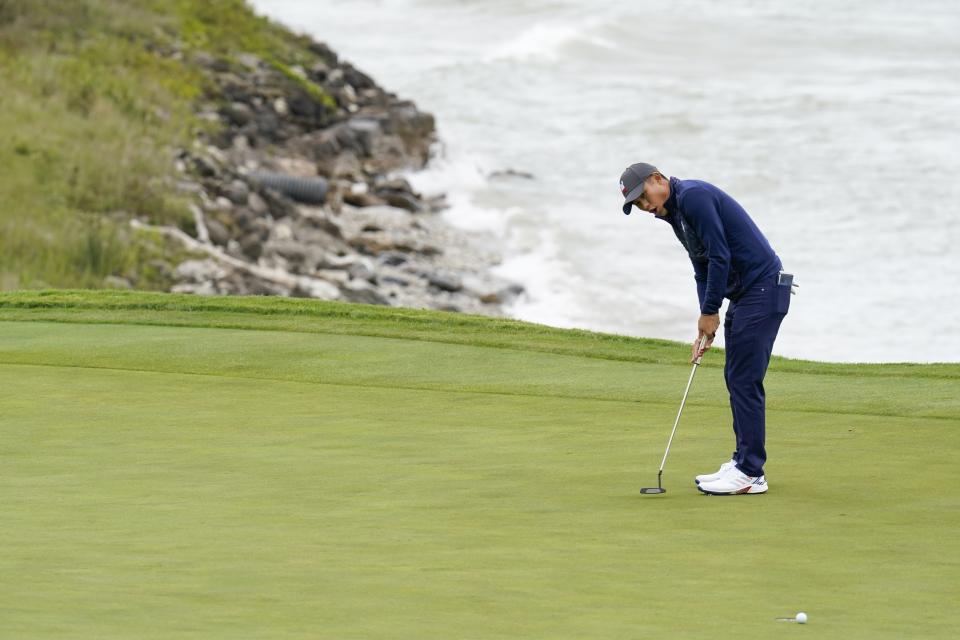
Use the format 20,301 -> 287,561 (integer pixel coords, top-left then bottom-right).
239,233 -> 264,260
337,204 -> 440,255
222,179 -> 250,205
262,239 -> 326,273
205,218 -> 231,246
296,206 -> 343,239
221,102 -> 254,126
340,279 -> 389,305
344,117 -> 381,154
175,259 -> 227,283
384,101 -> 436,167
428,272 -> 463,293
308,41 -> 338,66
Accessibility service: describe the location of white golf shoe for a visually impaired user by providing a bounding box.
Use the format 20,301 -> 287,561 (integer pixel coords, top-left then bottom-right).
694,459 -> 735,485
697,466 -> 768,495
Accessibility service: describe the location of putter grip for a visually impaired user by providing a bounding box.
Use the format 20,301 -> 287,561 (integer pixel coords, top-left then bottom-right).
694,335 -> 709,365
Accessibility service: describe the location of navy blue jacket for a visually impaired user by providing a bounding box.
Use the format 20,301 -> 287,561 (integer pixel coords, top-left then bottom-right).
660,177 -> 782,315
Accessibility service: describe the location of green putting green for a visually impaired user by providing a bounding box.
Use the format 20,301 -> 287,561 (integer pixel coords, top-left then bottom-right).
2,291 -> 958,638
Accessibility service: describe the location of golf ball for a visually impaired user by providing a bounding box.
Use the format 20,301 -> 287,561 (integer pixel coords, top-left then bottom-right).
796,612 -> 808,624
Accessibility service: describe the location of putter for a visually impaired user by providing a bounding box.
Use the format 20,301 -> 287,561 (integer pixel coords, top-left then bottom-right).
640,334 -> 709,495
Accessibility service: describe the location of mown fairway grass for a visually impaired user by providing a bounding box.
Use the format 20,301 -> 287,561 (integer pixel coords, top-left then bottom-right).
1,291 -> 958,638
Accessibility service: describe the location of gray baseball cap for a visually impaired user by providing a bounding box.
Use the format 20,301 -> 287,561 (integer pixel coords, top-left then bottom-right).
619,162 -> 659,215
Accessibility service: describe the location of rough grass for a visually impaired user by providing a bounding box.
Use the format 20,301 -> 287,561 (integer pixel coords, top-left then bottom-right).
1,290 -> 958,638
0,0 -> 332,291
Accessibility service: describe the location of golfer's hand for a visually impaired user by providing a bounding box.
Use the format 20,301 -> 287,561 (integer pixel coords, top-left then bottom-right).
692,313 -> 720,362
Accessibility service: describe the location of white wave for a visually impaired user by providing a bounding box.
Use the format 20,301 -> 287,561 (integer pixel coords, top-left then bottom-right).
399,148 -> 512,237
494,233 -> 582,330
484,19 -> 614,62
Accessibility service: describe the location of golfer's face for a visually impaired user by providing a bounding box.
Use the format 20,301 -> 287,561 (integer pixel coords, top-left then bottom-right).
634,177 -> 668,215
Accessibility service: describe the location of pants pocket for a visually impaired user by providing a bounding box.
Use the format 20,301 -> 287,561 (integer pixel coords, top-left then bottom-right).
775,282 -> 791,314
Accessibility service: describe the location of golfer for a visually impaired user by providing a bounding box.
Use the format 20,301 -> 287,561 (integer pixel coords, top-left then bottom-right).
619,163 -> 792,495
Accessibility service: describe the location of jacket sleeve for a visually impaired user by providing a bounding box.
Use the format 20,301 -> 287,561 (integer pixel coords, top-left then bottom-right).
693,259 -> 708,309
682,188 -> 729,315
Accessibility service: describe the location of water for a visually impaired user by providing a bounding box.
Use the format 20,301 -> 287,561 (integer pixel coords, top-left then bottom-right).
251,0 -> 960,362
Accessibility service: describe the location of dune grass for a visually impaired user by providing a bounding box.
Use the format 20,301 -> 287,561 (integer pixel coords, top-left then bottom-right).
1,290 -> 958,638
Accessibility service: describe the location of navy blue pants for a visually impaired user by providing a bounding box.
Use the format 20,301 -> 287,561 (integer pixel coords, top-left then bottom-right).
723,273 -> 790,477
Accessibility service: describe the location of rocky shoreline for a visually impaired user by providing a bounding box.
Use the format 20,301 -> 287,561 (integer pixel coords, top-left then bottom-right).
142,38 -> 522,314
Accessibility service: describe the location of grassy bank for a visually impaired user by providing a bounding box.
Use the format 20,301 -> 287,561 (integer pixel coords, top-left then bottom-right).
1,290 -> 958,638
0,0 -> 331,290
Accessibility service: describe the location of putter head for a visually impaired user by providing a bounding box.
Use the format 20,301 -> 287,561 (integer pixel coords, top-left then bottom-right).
639,487 -> 666,494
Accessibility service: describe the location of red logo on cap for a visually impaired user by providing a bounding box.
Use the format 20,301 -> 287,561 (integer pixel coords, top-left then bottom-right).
619,180 -> 627,196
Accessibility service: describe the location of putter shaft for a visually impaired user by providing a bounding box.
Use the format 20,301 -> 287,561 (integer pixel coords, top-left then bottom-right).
657,335 -> 708,475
